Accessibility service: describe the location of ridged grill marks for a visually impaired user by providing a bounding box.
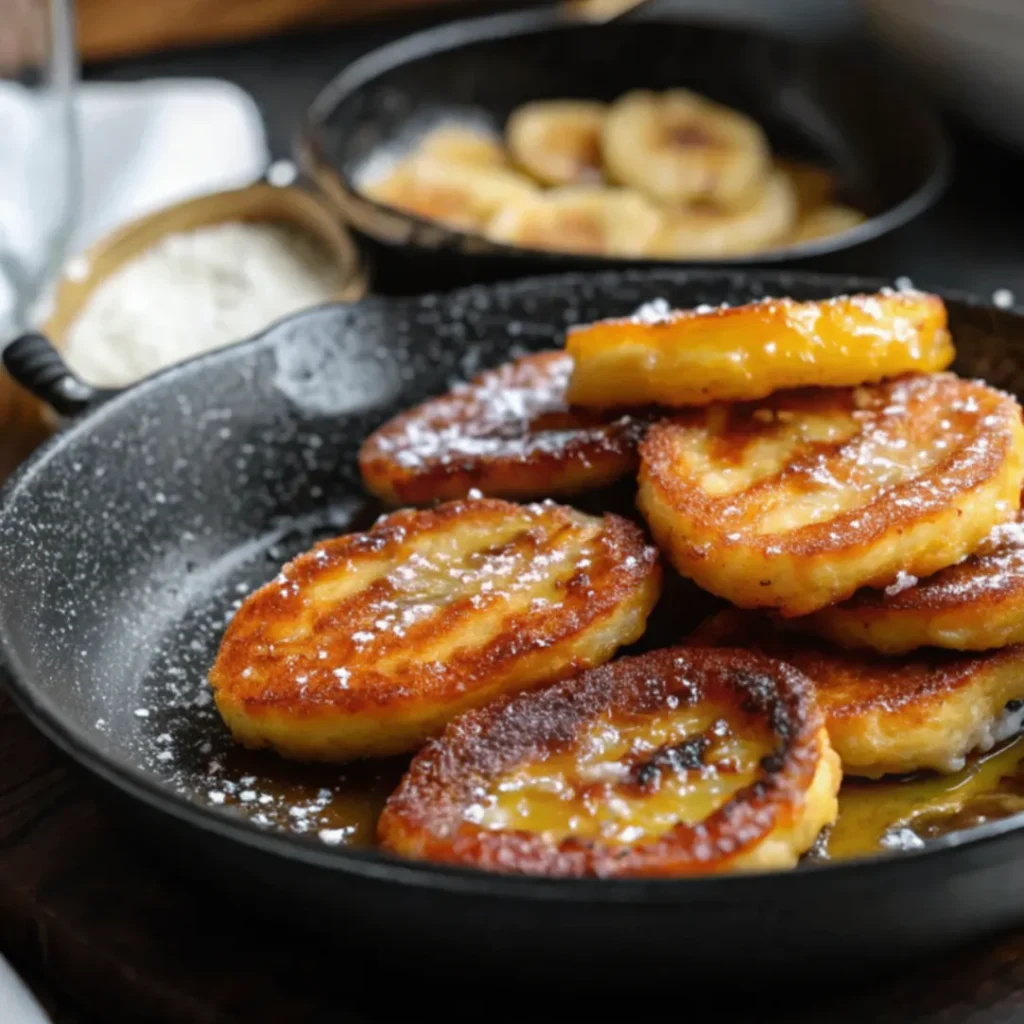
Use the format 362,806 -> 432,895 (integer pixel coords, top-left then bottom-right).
379,646 -> 837,875
373,522 -> 580,675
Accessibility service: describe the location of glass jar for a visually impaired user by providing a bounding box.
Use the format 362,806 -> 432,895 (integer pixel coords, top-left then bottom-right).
0,0 -> 79,341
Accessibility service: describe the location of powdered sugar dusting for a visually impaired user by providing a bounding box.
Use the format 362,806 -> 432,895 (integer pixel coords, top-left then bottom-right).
363,350 -> 642,481
112,498 -> 407,849
217,499 -> 657,716
630,297 -> 674,324
884,571 -> 919,596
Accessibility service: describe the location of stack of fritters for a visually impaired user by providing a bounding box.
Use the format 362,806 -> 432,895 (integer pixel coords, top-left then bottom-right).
210,289 -> 1024,877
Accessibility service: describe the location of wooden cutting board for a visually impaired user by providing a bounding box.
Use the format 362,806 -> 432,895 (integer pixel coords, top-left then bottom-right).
4,684 -> 1024,1024
76,0 -> 550,62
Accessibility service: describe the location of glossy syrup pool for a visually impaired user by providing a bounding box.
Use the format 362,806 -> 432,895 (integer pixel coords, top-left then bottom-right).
127,489 -> 1024,862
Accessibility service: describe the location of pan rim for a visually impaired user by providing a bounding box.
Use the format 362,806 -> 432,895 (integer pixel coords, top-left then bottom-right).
298,8 -> 953,266
2,266 -> 1024,902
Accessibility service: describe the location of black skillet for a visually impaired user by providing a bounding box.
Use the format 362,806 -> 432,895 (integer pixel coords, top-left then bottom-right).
297,7 -> 951,293
2,269 -> 1024,987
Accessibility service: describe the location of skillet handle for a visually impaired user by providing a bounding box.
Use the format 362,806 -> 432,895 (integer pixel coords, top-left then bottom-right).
2,332 -> 118,418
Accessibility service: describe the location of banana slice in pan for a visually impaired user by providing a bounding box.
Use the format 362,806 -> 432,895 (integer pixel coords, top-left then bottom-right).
774,158 -> 865,244
776,157 -> 836,216
209,498 -> 661,762
638,373 -> 1024,617
692,609 -> 1024,778
485,185 -> 663,256
790,205 -> 867,244
808,506 -> 1024,653
418,124 -> 508,168
602,89 -> 771,208
506,100 -> 607,186
378,646 -> 840,875
565,291 -> 954,409
363,155 -> 538,232
649,170 -> 796,258
359,351 -> 648,505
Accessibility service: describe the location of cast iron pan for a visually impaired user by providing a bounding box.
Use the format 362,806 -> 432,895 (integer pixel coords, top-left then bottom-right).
2,270 -> 1023,987
298,7 -> 951,293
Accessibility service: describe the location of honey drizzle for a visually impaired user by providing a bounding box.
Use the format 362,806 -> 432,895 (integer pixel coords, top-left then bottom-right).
190,728 -> 1024,862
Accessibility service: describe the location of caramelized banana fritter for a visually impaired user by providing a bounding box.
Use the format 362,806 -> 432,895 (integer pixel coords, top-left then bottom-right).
790,205 -> 866,244
210,498 -> 661,762
565,292 -> 954,409
363,155 -> 538,232
809,508 -> 1024,653
486,185 -> 663,257
417,125 -> 508,168
505,100 -> 608,186
379,646 -> 840,875
650,171 -> 797,259
774,159 -> 867,244
359,351 -> 649,504
692,609 -> 1024,778
776,158 -> 836,216
601,89 -> 771,209
638,373 -> 1024,617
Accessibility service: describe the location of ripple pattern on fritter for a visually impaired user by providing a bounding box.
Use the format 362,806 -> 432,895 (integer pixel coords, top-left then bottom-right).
209,497 -> 662,762
638,373 -> 1024,616
379,645 -> 839,876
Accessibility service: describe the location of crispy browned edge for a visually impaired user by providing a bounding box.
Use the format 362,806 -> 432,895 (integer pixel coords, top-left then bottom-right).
210,498 -> 661,717
690,608 -> 1024,719
358,351 -> 646,504
565,292 -> 947,344
638,374 -> 1020,559
378,645 -> 824,877
828,542 -> 1024,616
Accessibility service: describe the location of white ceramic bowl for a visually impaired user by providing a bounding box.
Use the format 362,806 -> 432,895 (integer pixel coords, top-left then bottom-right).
862,0 -> 1024,151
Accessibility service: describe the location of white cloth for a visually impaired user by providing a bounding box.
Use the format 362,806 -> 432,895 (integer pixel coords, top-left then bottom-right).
0,76 -> 269,335
0,77 -> 268,1021
71,77 -> 269,252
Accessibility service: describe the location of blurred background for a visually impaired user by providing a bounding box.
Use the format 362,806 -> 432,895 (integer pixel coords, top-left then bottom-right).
4,0 -> 1021,352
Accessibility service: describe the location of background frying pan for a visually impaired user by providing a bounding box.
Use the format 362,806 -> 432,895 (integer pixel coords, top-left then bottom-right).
2,269 -> 1024,985
297,8 -> 951,292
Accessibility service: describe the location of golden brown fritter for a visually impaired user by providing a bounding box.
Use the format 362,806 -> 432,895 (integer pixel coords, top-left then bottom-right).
601,89 -> 771,208
210,498 -> 661,762
505,100 -> 607,186
649,171 -> 797,259
638,373 -> 1024,616
417,125 -> 508,168
363,155 -> 537,233
486,186 -> 663,257
691,609 -> 1024,778
790,205 -> 866,244
565,291 -> 953,409
359,351 -> 649,505
808,507 -> 1024,653
379,646 -> 839,875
